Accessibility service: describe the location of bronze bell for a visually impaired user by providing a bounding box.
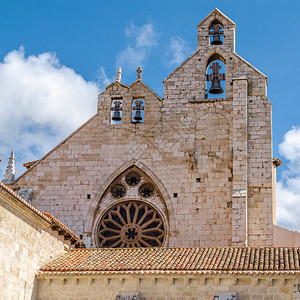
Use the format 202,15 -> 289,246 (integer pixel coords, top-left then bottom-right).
133,110 -> 142,121
111,110 -> 122,121
211,33 -> 222,45
209,78 -> 224,94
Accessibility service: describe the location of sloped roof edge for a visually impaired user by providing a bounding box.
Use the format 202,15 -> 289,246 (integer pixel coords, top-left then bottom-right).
163,49 -> 200,82
0,181 -> 51,225
105,81 -> 130,91
130,80 -> 162,101
233,52 -> 268,83
197,8 -> 236,28
43,213 -> 85,248
13,114 -> 98,183
38,247 -> 300,276
0,181 -> 85,247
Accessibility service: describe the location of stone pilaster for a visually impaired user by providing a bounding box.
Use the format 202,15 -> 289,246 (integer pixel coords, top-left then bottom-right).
232,76 -> 248,246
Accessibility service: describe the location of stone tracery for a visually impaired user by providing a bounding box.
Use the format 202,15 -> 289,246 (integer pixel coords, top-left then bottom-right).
95,167 -> 167,248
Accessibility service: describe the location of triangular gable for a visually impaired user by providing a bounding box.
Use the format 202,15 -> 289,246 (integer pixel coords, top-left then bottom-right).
197,8 -> 235,28
163,49 -> 200,83
164,48 -> 267,84
130,80 -> 162,101
13,114 -> 98,183
105,81 -> 129,91
233,52 -> 268,84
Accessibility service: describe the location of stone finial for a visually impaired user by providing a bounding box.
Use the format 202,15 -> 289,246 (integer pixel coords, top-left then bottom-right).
3,151 -> 16,184
136,66 -> 143,80
116,67 -> 122,82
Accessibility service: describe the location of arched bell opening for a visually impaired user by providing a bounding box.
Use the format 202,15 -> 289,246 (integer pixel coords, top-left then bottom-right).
209,20 -> 224,46
93,166 -> 169,248
132,98 -> 145,124
205,54 -> 226,99
111,98 -> 123,124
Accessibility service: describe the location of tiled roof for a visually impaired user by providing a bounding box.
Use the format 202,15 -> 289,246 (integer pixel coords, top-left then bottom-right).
43,213 -> 85,248
38,247 -> 300,276
0,181 -> 51,223
0,181 -> 84,248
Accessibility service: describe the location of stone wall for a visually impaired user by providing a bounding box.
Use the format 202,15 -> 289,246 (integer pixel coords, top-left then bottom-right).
13,9 -> 274,248
36,274 -> 300,300
0,190 -> 66,300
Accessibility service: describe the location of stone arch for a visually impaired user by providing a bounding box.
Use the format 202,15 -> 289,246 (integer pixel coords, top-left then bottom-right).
207,52 -> 226,66
205,53 -> 226,98
85,159 -> 175,247
193,107 -> 232,136
209,18 -> 224,28
209,19 -> 224,46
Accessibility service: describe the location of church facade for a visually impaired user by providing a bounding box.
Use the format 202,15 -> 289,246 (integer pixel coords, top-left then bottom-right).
1,8 -> 300,299
11,9 -> 298,249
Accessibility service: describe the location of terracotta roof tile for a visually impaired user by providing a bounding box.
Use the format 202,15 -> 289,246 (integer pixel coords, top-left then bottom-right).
0,181 -> 51,223
38,247 -> 300,276
43,213 -> 85,248
0,181 -> 84,248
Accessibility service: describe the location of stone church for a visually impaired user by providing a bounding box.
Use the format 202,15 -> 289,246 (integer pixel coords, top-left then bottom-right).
1,8 -> 300,300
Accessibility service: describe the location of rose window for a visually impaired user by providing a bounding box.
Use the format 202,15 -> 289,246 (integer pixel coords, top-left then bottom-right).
97,201 -> 165,248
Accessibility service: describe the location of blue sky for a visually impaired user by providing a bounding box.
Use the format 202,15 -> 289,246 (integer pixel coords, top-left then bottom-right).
0,0 -> 300,230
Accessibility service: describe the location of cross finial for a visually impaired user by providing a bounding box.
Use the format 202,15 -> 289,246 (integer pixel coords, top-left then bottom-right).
116,67 -> 122,82
2,150 -> 16,184
136,66 -> 143,80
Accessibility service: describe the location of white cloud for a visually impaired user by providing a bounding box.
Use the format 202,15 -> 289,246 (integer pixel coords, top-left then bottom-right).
117,23 -> 158,70
0,47 -> 99,178
168,36 -> 192,66
96,66 -> 114,90
276,126 -> 300,231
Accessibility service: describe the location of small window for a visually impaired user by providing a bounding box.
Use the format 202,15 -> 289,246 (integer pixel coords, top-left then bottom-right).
111,99 -> 123,124
132,98 -> 145,123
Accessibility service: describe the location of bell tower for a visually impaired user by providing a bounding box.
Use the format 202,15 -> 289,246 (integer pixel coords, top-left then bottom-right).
197,8 -> 236,53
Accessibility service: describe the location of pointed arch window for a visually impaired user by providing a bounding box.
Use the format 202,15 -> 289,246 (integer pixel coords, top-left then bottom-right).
95,167 -> 166,248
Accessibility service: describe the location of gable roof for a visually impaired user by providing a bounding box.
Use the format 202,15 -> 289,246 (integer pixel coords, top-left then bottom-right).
104,81 -> 130,91
0,181 -> 51,225
0,181 -> 85,248
38,247 -> 300,276
130,80 -> 162,101
13,114 -> 98,183
163,49 -> 200,82
43,213 -> 85,248
163,49 -> 267,84
197,8 -> 236,28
